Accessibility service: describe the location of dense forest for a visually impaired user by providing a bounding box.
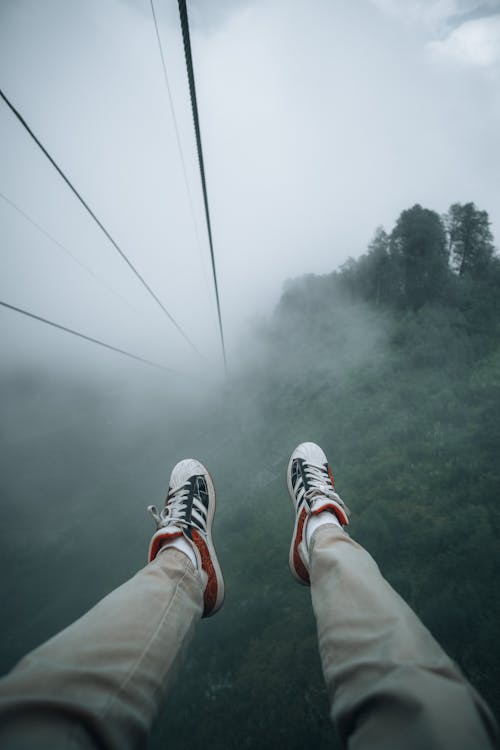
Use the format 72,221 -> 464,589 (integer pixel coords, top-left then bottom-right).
150,201 -> 500,748
0,201 -> 499,748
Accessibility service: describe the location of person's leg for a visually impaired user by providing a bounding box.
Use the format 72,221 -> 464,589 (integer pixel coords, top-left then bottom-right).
0,458 -> 224,750
0,549 -> 203,750
287,442 -> 498,750
310,525 -> 497,750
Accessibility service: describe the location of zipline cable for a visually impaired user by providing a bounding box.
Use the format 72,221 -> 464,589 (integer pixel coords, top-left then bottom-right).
0,299 -> 174,373
177,0 -> 228,375
149,0 -> 210,293
0,190 -> 137,313
0,87 -> 202,359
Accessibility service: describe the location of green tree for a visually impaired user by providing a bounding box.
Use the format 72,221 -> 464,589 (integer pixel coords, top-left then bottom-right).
366,227 -> 394,305
390,204 -> 449,309
336,228 -> 395,306
446,202 -> 495,278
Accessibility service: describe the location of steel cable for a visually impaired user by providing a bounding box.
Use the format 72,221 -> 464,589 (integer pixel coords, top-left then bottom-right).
177,0 -> 228,374
0,87 -> 202,358
0,299 -> 175,373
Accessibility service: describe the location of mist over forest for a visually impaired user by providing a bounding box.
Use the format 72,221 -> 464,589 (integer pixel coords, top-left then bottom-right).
1,200 -> 499,748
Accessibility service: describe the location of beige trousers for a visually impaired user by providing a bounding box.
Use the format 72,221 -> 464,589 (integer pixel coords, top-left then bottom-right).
309,525 -> 497,749
0,550 -> 203,749
0,528 -> 497,749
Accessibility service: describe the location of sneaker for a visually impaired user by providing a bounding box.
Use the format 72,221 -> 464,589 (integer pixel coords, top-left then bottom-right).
148,458 -> 224,618
287,442 -> 349,585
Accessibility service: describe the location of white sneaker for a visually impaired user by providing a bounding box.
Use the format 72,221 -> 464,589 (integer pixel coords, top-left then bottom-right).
148,458 -> 225,617
287,442 -> 350,585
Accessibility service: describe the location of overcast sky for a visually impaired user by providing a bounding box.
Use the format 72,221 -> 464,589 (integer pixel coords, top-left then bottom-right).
1,0 -> 499,378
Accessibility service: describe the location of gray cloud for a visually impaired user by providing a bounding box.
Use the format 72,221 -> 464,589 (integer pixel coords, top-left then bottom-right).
446,2 -> 500,33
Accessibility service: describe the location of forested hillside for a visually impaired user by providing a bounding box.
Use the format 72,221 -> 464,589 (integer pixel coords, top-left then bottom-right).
151,201 -> 500,749
1,202 -> 499,749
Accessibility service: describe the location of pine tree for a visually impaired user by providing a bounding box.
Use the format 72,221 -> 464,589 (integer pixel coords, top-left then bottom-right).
446,202 -> 495,279
390,205 -> 449,309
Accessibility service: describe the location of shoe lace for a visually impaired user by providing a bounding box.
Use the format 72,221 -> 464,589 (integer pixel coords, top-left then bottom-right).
302,462 -> 347,510
148,483 -> 191,530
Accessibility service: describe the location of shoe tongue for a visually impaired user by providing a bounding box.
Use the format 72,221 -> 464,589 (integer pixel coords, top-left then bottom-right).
309,495 -> 335,514
161,523 -> 183,535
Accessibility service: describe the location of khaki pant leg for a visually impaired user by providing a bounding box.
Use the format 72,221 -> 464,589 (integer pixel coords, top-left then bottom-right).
309,524 -> 498,750
0,549 -> 203,750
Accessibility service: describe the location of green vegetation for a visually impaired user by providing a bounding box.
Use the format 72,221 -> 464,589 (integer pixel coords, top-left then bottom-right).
152,201 -> 500,748
0,202 -> 498,749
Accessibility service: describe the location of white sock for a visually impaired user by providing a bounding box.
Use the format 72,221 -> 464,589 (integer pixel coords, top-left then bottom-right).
157,535 -> 197,569
306,511 -> 340,548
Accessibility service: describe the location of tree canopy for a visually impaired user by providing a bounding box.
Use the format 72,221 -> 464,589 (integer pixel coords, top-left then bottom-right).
446,202 -> 495,279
